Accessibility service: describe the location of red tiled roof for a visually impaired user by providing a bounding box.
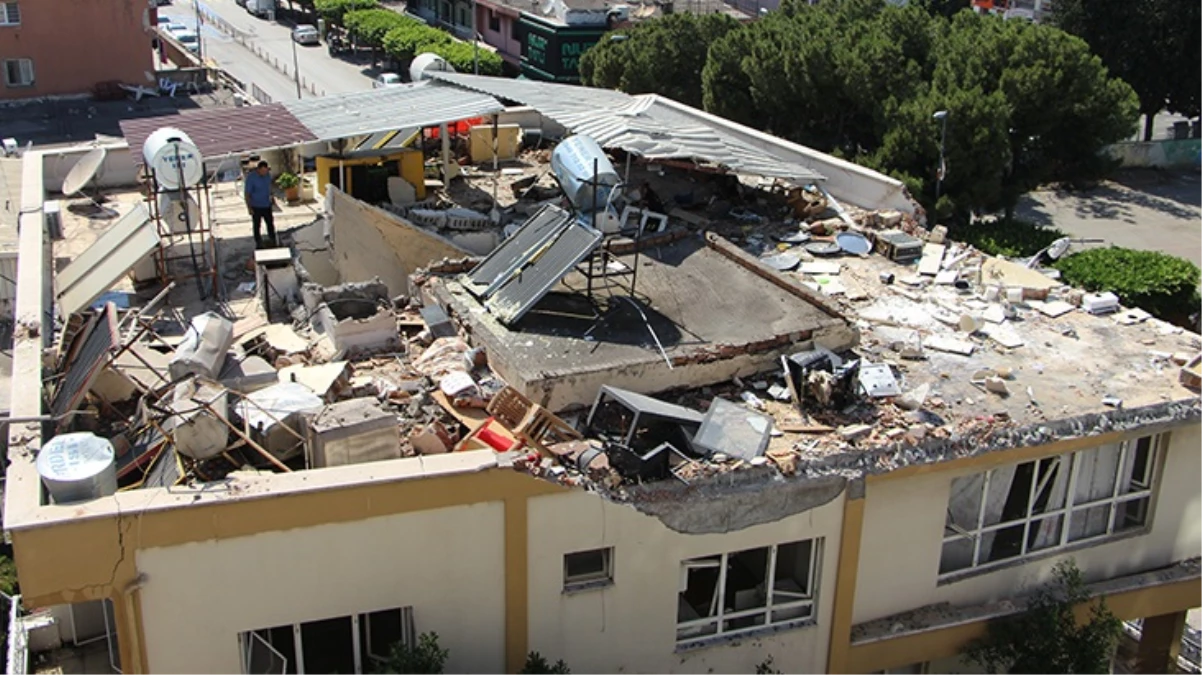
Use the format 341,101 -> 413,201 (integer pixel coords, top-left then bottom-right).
119,103 -> 317,159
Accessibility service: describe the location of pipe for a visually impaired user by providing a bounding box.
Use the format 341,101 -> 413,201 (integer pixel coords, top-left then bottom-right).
120,571 -> 147,672
0,410 -> 97,425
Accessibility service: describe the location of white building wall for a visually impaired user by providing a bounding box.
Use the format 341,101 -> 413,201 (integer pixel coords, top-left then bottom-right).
526,488 -> 846,674
852,424 -> 1202,625
134,501 -> 507,674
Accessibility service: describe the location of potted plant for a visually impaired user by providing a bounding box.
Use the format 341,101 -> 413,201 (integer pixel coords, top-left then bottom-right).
276,172 -> 300,202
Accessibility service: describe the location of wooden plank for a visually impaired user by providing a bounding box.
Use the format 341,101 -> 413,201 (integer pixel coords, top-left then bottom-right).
431,390 -> 490,431
918,243 -> 946,276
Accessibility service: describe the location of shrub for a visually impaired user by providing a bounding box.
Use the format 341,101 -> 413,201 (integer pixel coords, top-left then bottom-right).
375,632 -> 448,674
345,8 -> 411,47
314,0 -> 378,25
947,217 -> 1066,259
1053,247 -> 1201,324
520,652 -> 570,674
426,40 -> 503,76
383,22 -> 449,62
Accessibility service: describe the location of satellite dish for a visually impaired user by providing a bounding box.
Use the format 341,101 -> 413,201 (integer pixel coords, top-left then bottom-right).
62,148 -> 107,196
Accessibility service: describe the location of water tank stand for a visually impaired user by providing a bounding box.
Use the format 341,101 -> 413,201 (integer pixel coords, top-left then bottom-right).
143,167 -> 219,302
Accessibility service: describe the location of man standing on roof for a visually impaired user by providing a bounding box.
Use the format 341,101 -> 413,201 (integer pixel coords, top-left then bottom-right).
244,160 -> 276,249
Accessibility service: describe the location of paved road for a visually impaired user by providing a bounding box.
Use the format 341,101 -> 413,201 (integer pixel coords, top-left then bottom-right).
1014,169 -> 1202,267
162,0 -> 378,102
159,11 -> 300,103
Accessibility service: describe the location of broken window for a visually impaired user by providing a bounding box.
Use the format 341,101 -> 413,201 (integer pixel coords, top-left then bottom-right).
240,607 -> 414,674
940,435 -> 1160,577
563,547 -> 613,590
676,539 -> 820,643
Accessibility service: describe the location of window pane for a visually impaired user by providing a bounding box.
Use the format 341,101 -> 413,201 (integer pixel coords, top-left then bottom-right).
939,537 -> 974,575
723,610 -> 767,633
771,603 -> 813,623
1074,444 -> 1121,504
1123,437 -> 1154,493
1027,515 -> 1063,553
983,464 -> 1028,526
1031,457 -> 1067,514
773,540 -> 813,599
300,616 -> 355,675
678,557 -> 721,623
362,609 -> 402,663
676,619 -> 717,642
947,473 -> 984,531
725,547 -> 769,613
1068,504 -> 1112,542
564,548 -> 610,584
981,524 -> 1024,563
1116,497 -> 1150,531
4,61 -> 18,84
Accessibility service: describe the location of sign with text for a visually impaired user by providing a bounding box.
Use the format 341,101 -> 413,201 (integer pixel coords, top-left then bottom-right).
518,16 -> 604,82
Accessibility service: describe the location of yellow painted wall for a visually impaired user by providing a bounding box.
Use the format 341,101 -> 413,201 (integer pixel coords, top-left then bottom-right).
316,150 -> 425,199
134,502 -> 506,674
852,424 -> 1202,626
525,489 -> 845,674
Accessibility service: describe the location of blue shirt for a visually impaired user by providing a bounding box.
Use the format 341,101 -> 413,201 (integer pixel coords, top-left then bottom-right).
245,171 -> 273,208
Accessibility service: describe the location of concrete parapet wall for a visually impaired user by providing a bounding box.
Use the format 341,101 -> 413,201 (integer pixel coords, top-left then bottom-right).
1107,139 -> 1202,169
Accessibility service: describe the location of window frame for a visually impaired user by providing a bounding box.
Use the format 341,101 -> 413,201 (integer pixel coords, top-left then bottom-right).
940,434 -> 1161,579
4,58 -> 33,87
240,606 -> 414,675
0,2 -> 19,26
676,538 -> 822,645
487,10 -> 500,32
562,546 -> 614,591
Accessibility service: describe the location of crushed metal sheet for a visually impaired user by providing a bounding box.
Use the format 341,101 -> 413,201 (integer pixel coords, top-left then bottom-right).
56,203 -> 158,316
428,72 -> 826,183
51,303 -> 120,418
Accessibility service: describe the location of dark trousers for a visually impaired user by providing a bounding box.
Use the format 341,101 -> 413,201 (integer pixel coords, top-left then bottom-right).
250,206 -> 276,248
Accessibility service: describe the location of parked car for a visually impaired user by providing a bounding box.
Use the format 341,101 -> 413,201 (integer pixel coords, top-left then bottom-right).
291,24 -> 320,45
156,15 -> 171,26
165,22 -> 189,36
176,30 -> 200,53
373,73 -> 402,88
245,0 -> 275,18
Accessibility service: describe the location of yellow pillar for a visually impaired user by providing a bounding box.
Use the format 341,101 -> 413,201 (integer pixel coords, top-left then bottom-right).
826,480 -> 866,674
504,496 -> 529,673
1136,610 -> 1187,674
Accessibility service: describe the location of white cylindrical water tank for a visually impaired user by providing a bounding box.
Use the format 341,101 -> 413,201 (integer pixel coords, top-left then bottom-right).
143,127 -> 204,190
550,135 -> 621,213
157,191 -> 201,234
37,432 -> 118,504
410,52 -> 456,83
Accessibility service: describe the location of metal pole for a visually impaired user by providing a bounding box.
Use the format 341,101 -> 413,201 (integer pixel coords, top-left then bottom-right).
291,37 -> 303,99
472,0 -> 479,74
935,114 -> 948,203
193,0 -> 206,61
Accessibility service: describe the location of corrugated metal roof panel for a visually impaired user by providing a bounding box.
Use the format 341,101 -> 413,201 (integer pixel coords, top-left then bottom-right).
56,204 -> 159,316
119,104 -> 317,160
282,80 -> 503,143
51,304 -> 119,417
429,72 -> 825,183
485,219 -> 602,325
466,203 -> 574,297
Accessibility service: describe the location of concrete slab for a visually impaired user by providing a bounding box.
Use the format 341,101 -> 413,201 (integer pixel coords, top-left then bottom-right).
434,233 -> 857,411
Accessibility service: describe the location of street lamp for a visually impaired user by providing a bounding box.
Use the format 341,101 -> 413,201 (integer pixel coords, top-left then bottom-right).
291,36 -> 303,99
471,0 -> 479,74
933,109 -> 949,204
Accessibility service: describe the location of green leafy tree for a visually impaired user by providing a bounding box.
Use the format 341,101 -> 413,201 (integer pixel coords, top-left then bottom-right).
314,0 -> 378,26
967,559 -> 1122,674
1053,0 -> 1201,140
375,632 -> 449,674
519,652 -> 571,674
580,13 -> 740,109
383,21 -> 451,63
344,8 -> 410,49
425,41 -> 503,76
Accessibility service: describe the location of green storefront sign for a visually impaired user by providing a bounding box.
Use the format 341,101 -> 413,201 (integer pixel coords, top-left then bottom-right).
518,15 -> 605,83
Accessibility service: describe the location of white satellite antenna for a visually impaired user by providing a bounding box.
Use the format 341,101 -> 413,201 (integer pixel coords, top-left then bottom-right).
61,147 -> 107,196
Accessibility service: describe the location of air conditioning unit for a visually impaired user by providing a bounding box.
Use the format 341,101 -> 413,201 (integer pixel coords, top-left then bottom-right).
43,200 -> 63,240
